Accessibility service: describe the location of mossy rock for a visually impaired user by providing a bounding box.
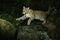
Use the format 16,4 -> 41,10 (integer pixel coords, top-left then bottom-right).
17,25 -> 51,40
0,19 -> 16,40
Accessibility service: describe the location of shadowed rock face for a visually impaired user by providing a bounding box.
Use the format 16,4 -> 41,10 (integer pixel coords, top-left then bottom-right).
44,22 -> 56,31
15,24 -> 51,40
0,19 -> 16,40
43,21 -> 56,40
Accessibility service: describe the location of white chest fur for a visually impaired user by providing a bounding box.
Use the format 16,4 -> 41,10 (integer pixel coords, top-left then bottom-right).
25,14 -> 31,17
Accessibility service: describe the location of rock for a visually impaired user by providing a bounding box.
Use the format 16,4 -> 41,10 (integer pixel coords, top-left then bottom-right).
0,19 -> 16,40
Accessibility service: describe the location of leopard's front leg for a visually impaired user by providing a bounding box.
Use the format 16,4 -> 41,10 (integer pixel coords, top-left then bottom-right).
27,18 -> 33,25
27,13 -> 35,25
16,15 -> 27,20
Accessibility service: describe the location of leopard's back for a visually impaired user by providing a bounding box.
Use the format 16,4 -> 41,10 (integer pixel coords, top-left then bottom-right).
33,10 -> 47,20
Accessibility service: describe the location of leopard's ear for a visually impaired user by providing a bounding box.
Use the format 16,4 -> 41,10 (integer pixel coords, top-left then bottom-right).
23,6 -> 30,9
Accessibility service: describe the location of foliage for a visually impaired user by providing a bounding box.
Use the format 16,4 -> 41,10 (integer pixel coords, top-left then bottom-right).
23,0 -> 31,6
